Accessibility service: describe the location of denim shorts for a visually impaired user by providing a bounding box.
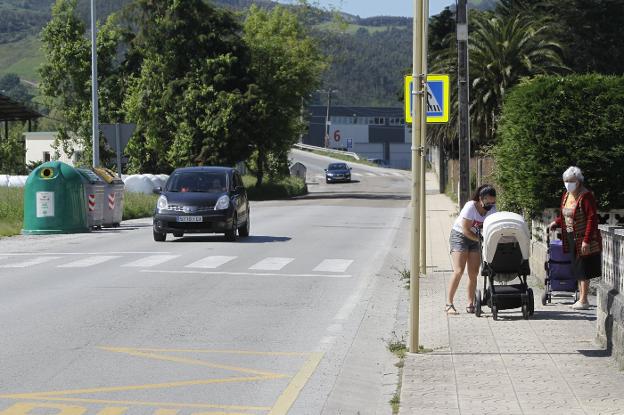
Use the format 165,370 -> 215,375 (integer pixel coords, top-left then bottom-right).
449,229 -> 480,253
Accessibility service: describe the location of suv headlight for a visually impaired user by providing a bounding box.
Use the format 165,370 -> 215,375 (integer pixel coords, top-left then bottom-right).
214,195 -> 230,210
157,195 -> 168,211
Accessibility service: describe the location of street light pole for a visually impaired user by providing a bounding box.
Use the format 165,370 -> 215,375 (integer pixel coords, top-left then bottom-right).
323,89 -> 334,148
410,0 -> 425,354
457,0 -> 471,206
90,0 -> 100,168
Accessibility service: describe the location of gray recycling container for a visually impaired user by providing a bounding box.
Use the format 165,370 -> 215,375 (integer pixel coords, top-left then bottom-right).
77,168 -> 106,229
94,167 -> 125,227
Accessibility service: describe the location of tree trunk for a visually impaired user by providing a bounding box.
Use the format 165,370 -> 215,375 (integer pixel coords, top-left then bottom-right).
256,148 -> 265,187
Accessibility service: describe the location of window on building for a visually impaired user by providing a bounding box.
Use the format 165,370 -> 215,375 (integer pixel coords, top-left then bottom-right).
43,151 -> 51,162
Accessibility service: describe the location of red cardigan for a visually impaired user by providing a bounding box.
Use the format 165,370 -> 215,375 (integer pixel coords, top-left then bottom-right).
554,189 -> 602,255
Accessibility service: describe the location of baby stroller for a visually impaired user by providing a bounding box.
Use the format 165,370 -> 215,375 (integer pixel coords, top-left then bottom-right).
541,232 -> 579,305
475,212 -> 535,320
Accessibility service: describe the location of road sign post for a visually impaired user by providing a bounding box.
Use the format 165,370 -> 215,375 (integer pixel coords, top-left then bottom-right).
101,123 -> 136,177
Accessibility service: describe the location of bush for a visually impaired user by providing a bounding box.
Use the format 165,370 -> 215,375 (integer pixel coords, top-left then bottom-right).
243,175 -> 307,200
494,74 -> 624,216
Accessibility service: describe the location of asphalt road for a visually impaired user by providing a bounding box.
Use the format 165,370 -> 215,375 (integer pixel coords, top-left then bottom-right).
0,151 -> 411,415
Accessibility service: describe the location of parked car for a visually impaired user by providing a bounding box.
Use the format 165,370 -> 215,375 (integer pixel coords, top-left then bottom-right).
325,162 -> 352,183
152,167 -> 250,242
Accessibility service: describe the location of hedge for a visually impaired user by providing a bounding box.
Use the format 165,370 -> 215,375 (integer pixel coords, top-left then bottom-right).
494,74 -> 624,216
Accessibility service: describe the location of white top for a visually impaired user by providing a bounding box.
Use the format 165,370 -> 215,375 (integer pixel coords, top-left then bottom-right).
452,200 -> 497,235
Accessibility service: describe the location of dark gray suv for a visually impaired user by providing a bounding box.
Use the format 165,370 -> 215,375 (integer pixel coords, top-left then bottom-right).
152,167 -> 250,242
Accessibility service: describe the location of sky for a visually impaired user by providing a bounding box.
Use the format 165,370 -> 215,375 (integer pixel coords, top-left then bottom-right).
277,0 -> 456,17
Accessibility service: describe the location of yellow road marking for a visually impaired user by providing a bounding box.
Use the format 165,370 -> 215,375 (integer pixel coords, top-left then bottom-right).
103,347 -> 309,357
100,347 -> 286,378
0,402 -> 86,415
94,408 -> 129,415
268,352 -> 324,415
0,398 -> 271,412
0,376 -> 283,399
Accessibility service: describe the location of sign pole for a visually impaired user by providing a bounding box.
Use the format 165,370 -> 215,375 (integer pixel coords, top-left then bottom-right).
457,0 -> 471,207
410,0 -> 424,354
419,0 -> 429,276
90,0 -> 100,168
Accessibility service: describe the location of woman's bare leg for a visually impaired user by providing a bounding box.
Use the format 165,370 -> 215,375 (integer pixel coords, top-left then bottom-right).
447,251 -> 469,305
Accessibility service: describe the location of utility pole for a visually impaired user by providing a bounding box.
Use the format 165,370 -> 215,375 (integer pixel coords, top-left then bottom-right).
457,0 -> 470,206
410,0 -> 425,354
419,0 -> 429,276
323,89 -> 334,148
90,0 -> 100,168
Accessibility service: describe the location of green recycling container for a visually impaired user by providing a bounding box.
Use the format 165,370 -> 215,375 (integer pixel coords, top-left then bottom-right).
22,161 -> 90,235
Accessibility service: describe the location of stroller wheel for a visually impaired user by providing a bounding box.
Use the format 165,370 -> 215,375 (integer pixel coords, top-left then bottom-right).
475,290 -> 482,318
541,290 -> 547,306
528,288 -> 535,316
522,303 -> 529,320
492,305 -> 498,321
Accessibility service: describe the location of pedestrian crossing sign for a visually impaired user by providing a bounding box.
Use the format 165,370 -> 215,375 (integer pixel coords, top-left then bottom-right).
404,74 -> 450,124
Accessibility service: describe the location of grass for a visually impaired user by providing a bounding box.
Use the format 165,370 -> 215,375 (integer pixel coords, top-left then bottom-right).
0,35 -> 44,82
122,193 -> 158,221
0,187 -> 24,237
393,265 -> 411,290
315,22 -> 408,35
243,175 -> 307,200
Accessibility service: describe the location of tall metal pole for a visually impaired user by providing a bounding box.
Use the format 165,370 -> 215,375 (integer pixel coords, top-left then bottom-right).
457,0 -> 470,206
419,0 -> 429,276
410,0 -> 424,354
324,89 -> 332,148
90,0 -> 100,168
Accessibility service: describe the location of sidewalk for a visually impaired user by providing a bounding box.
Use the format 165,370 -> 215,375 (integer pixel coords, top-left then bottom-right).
398,173 -> 624,415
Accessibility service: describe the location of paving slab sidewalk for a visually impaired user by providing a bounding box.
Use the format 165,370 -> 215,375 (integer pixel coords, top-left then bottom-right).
399,173 -> 624,415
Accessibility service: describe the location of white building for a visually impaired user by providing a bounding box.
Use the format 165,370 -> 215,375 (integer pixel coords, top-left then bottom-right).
24,132 -> 82,166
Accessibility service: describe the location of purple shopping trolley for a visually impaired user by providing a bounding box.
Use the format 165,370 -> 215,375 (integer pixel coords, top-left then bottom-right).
541,232 -> 579,305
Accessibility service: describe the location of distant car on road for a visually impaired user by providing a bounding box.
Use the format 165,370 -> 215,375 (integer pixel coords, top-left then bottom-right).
367,158 -> 390,168
325,162 -> 352,183
152,167 -> 250,242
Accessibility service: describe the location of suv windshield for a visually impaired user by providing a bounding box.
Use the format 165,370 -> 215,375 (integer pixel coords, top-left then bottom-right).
328,163 -> 347,170
166,172 -> 228,193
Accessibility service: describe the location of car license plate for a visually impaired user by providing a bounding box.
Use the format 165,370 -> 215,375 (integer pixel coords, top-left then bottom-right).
177,216 -> 203,223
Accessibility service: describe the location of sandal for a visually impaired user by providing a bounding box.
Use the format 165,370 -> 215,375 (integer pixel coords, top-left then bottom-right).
445,304 -> 459,315
466,305 -> 475,314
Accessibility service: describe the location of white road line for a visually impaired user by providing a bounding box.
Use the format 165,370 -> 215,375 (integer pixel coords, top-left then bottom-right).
315,175 -> 324,179
58,256 -> 120,268
391,172 -> 404,177
2,252 -> 171,256
313,259 -> 354,273
366,172 -> 377,177
352,173 -> 363,177
143,270 -> 351,278
122,255 -> 180,268
0,256 -> 61,268
249,257 -> 294,271
185,256 -> 237,269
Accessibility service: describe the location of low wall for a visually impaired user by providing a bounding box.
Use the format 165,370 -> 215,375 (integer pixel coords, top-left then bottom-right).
596,225 -> 624,370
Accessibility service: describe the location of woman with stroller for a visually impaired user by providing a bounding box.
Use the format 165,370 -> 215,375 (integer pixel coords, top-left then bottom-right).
446,185 -> 497,314
549,166 -> 602,310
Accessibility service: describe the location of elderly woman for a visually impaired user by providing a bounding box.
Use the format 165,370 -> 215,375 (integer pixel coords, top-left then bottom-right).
549,166 -> 602,310
446,184 -> 497,314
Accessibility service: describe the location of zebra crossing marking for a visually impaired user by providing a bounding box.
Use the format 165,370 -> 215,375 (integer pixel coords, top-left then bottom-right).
122,255 -> 180,268
185,256 -> 237,269
313,259 -> 354,273
249,257 -> 294,271
0,256 -> 61,268
58,256 -> 120,268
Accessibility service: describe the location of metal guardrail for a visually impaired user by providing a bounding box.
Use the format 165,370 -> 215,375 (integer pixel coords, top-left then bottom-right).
293,143 -> 360,160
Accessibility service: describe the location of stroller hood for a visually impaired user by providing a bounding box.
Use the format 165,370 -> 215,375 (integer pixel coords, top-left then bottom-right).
482,212 -> 530,263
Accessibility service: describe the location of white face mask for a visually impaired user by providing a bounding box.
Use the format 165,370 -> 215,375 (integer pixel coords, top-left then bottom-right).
565,182 -> 577,192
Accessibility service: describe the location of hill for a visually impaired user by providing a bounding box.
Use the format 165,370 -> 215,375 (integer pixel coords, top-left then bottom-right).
0,0 -> 481,106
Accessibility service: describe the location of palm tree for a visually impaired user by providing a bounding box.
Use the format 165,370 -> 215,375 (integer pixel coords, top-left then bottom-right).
428,6 -> 567,148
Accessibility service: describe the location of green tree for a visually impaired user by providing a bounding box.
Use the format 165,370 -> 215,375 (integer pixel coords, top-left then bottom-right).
243,5 -> 325,185
0,73 -> 33,103
122,0 -> 256,173
39,0 -> 124,166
